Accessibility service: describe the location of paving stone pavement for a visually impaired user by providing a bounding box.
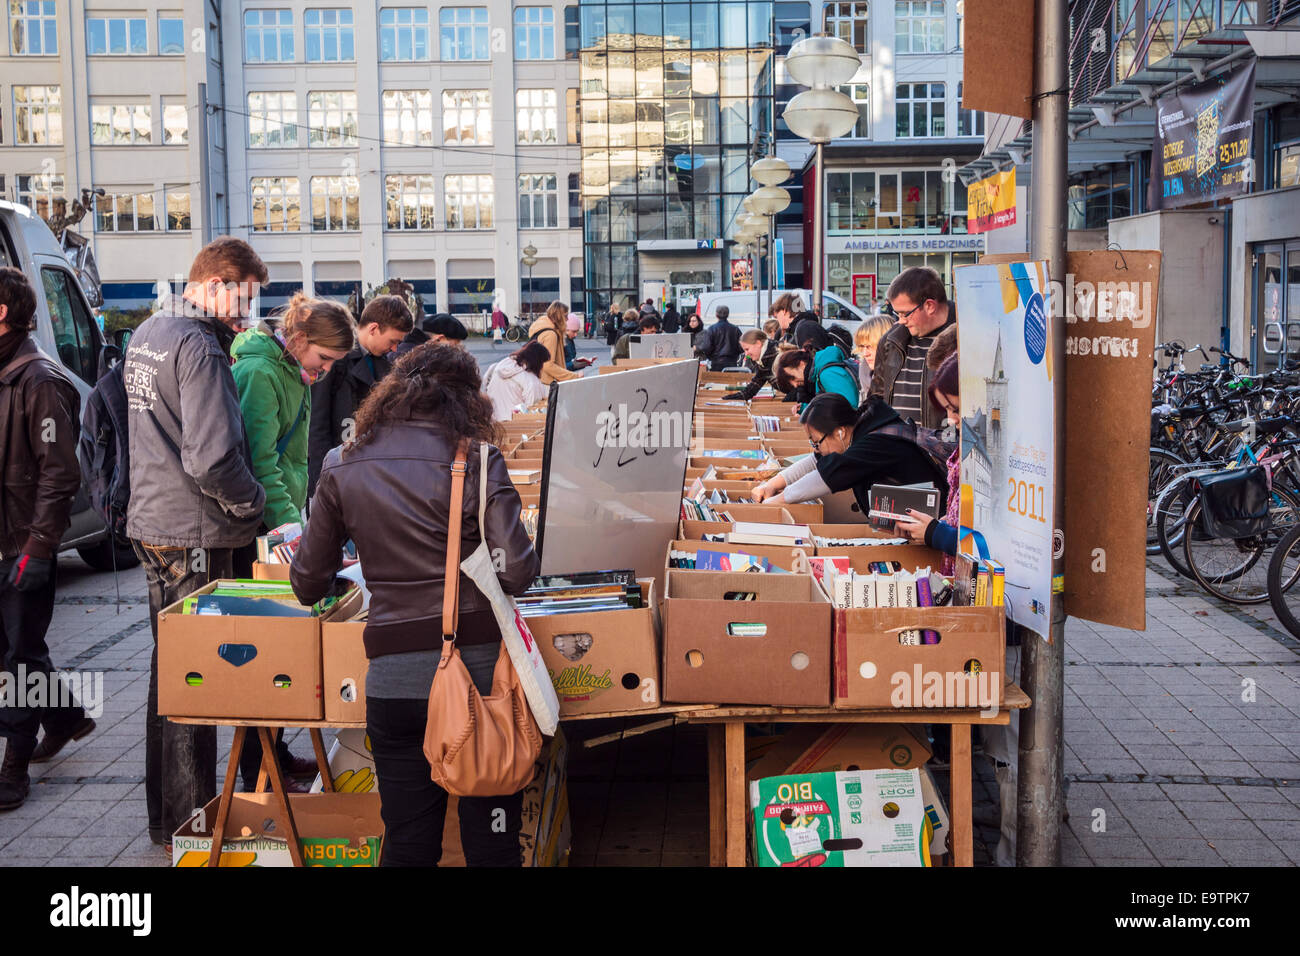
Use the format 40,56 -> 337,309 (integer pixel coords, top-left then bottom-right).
0,555 -> 1295,867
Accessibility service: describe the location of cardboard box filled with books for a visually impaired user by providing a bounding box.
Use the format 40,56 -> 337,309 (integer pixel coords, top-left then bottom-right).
819,547 -> 1007,710
662,569 -> 832,706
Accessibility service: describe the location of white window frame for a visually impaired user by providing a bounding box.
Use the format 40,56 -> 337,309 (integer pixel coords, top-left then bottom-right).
9,0 -> 57,55
13,85 -> 62,145
382,89 -> 434,146
956,81 -> 983,137
309,175 -> 360,231
165,185 -> 191,230
15,172 -> 65,219
304,8 -> 354,62
514,6 -> 554,60
439,6 -> 488,62
442,89 -> 491,146
385,174 -> 437,230
895,0 -> 945,54
823,2 -> 869,53
250,176 -> 302,232
444,174 -> 494,230
244,8 -> 294,63
85,16 -> 148,55
162,98 -> 188,144
836,82 -> 870,138
379,6 -> 429,60
247,91 -> 298,148
158,13 -> 184,55
90,103 -> 153,145
518,173 -> 558,228
94,191 -> 158,233
516,88 -> 557,145
895,81 -> 945,137
306,91 -> 358,147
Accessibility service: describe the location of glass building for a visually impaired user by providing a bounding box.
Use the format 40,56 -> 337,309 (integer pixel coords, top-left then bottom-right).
578,1 -> 775,316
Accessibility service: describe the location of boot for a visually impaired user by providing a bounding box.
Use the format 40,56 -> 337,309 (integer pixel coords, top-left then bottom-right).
0,738 -> 35,811
31,716 -> 96,763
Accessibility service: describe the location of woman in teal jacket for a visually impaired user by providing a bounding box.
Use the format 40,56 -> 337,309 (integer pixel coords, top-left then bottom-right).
773,345 -> 860,411
231,293 -> 356,531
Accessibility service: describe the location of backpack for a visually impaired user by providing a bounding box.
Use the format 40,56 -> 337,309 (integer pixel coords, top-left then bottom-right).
870,417 -> 954,487
78,361 -> 131,543
811,358 -> 862,400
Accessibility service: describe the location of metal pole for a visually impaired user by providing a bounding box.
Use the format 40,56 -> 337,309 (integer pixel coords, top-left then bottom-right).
812,142 -> 825,317
754,241 -> 761,321
1019,0 -> 1068,867
767,215 -> 776,317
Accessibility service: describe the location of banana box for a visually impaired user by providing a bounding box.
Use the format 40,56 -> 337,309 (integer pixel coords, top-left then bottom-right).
750,769 -> 930,868
171,792 -> 383,867
310,728 -> 377,795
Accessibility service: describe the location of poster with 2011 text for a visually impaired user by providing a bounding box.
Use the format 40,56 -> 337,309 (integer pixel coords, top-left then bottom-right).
956,262 -> 1056,641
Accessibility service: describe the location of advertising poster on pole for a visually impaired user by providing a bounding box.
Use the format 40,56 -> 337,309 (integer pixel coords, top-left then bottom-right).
731,258 -> 753,291
956,261 -> 1056,641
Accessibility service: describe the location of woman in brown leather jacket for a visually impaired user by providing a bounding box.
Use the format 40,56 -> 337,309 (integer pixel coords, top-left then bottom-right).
291,344 -> 540,867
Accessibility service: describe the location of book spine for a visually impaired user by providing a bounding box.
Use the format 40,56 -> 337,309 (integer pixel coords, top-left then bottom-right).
834,574 -> 854,610
853,572 -> 876,609
975,564 -> 990,607
897,572 -> 921,645
915,571 -> 939,645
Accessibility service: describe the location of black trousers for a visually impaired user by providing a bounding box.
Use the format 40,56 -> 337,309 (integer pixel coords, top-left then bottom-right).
366,646 -> 524,867
135,541 -> 234,840
0,558 -> 86,747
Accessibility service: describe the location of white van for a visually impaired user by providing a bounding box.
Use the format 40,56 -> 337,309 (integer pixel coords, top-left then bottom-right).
692,288 -> 869,329
0,200 -> 138,570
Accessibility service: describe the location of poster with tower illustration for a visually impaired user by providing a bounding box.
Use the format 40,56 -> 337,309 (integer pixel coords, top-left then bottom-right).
955,261 -> 1056,641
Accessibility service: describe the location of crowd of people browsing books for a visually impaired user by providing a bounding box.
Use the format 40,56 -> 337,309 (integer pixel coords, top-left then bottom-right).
0,238 -> 1020,864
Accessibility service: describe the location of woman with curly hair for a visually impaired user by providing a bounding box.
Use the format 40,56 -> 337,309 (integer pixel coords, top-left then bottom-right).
290,343 -> 541,867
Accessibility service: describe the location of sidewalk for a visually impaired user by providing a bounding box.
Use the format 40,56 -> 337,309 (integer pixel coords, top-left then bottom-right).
0,556 -> 1295,867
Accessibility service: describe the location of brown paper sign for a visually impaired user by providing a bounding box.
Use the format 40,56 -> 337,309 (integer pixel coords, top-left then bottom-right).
963,0 -> 1036,120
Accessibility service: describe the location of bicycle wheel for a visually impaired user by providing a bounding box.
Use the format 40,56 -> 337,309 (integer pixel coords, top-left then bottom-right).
1148,448 -> 1185,554
504,325 -> 524,343
1154,472 -> 1199,579
1184,482 -> 1300,604
1267,524 -> 1300,638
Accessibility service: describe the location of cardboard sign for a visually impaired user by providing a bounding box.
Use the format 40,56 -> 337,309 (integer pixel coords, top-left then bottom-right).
962,0 -> 1035,120
1061,250 -> 1159,629
538,360 -> 699,593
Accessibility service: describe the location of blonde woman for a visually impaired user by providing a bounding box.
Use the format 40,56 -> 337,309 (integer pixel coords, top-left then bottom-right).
527,300 -> 579,383
854,314 -> 895,395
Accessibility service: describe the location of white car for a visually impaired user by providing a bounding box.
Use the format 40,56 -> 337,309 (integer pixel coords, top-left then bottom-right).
692,288 -> 869,329
1,200 -> 139,571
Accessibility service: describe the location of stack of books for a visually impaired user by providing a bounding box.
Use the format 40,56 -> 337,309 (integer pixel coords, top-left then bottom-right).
668,549 -> 790,573
256,521 -> 303,564
953,556 -> 1006,607
812,534 -> 909,549
752,415 -> 782,433
823,564 -> 950,646
178,580 -> 346,618
725,522 -> 812,547
515,571 -> 642,617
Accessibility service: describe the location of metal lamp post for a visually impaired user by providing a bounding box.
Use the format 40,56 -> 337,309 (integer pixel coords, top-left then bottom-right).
748,185 -> 791,317
520,243 -> 538,319
782,35 -> 861,317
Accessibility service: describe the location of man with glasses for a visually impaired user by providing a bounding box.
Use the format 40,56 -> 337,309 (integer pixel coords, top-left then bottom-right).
868,267 -> 956,431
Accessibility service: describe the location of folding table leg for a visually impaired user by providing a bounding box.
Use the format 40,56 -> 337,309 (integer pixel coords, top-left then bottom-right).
208,726 -> 246,868
950,723 -> 973,867
707,724 -> 725,866
259,726 -> 305,867
309,729 -> 333,793
724,721 -> 746,868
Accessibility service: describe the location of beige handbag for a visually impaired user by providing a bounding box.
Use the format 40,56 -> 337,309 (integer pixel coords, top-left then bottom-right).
422,442 -> 542,797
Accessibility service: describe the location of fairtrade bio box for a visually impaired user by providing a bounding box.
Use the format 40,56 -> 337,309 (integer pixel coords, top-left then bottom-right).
662,570 -> 832,707
527,579 -> 661,716
311,727 -> 378,795
321,619 -> 368,724
172,792 -> 383,867
750,769 -> 931,867
743,724 -> 949,859
157,581 -> 323,721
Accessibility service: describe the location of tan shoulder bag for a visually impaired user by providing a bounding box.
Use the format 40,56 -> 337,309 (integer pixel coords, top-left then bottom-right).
423,441 -> 542,797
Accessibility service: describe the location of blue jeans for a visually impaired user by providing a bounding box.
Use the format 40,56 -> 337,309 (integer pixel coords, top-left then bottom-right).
366,642 -> 525,867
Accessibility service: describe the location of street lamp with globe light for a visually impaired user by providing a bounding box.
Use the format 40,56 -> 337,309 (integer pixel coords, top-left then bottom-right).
782,34 -> 861,317
520,243 -> 538,320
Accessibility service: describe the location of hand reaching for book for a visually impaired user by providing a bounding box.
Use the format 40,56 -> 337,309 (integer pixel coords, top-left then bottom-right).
894,509 -> 933,543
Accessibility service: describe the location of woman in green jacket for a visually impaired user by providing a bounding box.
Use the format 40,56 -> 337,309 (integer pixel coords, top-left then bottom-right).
230,291 -> 354,790
232,292 -> 355,531
772,344 -> 860,412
